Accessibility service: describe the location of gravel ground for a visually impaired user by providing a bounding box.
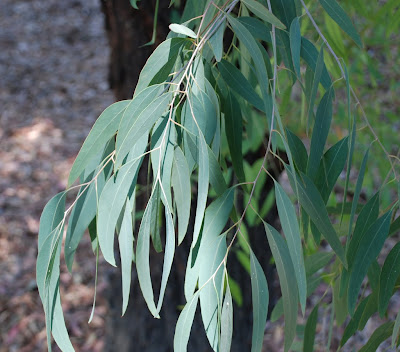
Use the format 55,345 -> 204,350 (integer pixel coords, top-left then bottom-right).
0,0 -> 113,350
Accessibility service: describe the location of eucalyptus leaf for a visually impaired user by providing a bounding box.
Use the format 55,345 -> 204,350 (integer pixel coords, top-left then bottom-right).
241,0 -> 286,29
169,23 -> 197,39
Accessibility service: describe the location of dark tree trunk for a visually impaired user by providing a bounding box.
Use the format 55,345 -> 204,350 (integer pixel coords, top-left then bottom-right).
100,1 -> 282,351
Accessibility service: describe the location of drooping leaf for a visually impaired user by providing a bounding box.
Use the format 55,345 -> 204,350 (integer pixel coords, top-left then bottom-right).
303,304 -> 319,352
307,88 -> 333,179
209,20 -> 225,62
237,17 -> 272,42
274,181 -> 306,314
174,292 -> 200,352
185,189 -> 234,300
218,59 -> 264,112
136,186 -> 160,318
306,44 -> 325,132
135,38 -> 185,94
270,0 -> 297,29
224,91 -> 246,183
358,290 -> 378,330
318,0 -> 362,47
379,242 -> 400,316
358,322 -> 394,352
304,252 -> 334,276
300,37 -> 332,91
264,222 -> 298,352
348,211 -> 392,315
346,192 -> 379,269
171,147 -> 191,244
249,249 -> 269,352
220,281 -> 233,352
68,100 -> 130,186
116,92 -> 172,168
340,297 -> 368,347
156,204 -> 176,313
286,167 -> 346,266
97,134 -> 147,266
290,17 -> 301,77
169,23 -> 197,39
118,199 -> 134,315
208,146 -> 228,196
333,277 -> 348,326
192,132 -> 209,247
241,0 -> 286,29
285,128 -> 308,173
199,235 -> 227,350
392,309 -> 400,348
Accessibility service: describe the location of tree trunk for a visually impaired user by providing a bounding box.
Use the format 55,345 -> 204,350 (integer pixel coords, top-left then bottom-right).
100,2 -> 282,351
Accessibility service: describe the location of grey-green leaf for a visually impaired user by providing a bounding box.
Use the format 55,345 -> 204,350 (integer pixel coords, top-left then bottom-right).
169,23 -> 197,39
274,181 -> 306,314
171,147 -> 191,244
286,167 -> 346,266
290,17 -> 301,77
249,249 -> 269,352
303,304 -> 319,352
392,308 -> 400,347
135,38 -> 185,95
68,100 -> 130,187
241,0 -> 286,29
358,322 -> 394,352
220,282 -> 233,352
218,59 -> 264,112
116,92 -> 172,168
264,222 -> 298,352
318,0 -> 362,48
348,211 -> 392,315
119,199 -> 134,315
379,242 -> 400,317
174,292 -> 200,352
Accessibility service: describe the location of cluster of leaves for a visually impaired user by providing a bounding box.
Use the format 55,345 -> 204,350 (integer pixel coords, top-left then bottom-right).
36,0 -> 400,351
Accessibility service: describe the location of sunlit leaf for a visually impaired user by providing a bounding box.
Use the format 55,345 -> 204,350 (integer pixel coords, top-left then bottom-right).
241,0 -> 286,29
169,23 -> 197,38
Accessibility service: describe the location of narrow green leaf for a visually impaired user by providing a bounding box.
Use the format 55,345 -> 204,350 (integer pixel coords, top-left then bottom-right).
307,44 -> 325,132
171,147 -> 191,244
358,290 -> 378,330
237,17 -> 272,42
224,91 -> 246,183
392,309 -> 400,347
68,100 -> 130,186
241,0 -> 286,29
285,128 -> 308,173
208,146 -> 228,196
347,192 -> 379,269
348,148 -> 369,236
249,249 -> 269,352
305,252 -> 333,276
379,242 -> 400,316
340,297 -> 368,347
359,322 -> 394,352
220,281 -> 233,352
348,211 -> 392,315
218,59 -> 264,112
274,181 -> 306,314
307,88 -> 334,179
300,38 -> 332,91
270,0 -> 297,29
119,199 -> 134,315
199,235 -> 227,350
303,304 -> 319,352
333,277 -> 348,326
318,0 -> 362,47
135,38 -> 185,94
156,204 -> 176,312
174,292 -> 200,352
286,167 -> 346,266
290,17 -> 301,77
116,92 -> 172,168
264,223 -> 298,352
136,187 -> 160,318
192,132 -> 209,247
169,23 -> 197,38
